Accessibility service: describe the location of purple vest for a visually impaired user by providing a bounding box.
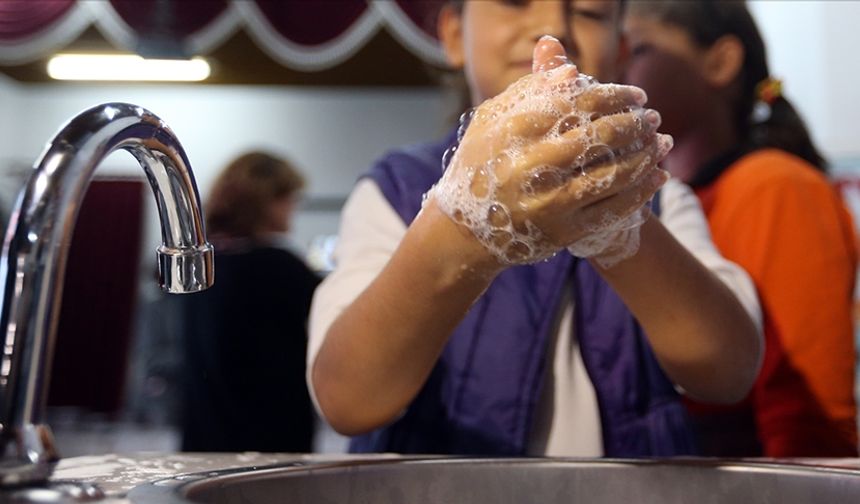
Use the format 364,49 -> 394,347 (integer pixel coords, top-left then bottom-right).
349,132 -> 696,457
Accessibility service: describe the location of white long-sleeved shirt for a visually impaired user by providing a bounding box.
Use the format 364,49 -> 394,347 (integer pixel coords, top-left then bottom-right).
308,177 -> 762,456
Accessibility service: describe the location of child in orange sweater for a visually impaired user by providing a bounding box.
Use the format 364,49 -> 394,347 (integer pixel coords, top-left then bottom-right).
624,1 -> 858,456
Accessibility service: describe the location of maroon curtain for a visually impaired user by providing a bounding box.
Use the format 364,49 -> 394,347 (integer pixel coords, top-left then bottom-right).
0,0 -> 76,41
109,0 -> 230,39
47,179 -> 145,415
0,0 -> 445,68
253,0 -> 368,45
394,0 -> 443,39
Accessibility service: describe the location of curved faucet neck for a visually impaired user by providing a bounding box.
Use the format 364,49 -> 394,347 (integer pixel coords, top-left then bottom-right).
0,103 -> 213,485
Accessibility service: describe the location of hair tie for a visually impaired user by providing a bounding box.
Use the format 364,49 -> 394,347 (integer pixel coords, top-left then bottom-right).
751,77 -> 782,123
755,77 -> 782,105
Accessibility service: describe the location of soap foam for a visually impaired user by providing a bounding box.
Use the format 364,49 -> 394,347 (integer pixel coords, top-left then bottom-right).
429,62 -> 661,266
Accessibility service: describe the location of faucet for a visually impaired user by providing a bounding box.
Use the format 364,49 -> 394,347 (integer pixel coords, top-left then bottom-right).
0,103 -> 214,486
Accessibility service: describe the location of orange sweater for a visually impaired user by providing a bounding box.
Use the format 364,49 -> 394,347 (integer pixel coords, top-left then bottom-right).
694,148 -> 858,457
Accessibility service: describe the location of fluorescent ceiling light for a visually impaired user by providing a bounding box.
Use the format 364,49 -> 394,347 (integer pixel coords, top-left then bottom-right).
47,54 -> 210,82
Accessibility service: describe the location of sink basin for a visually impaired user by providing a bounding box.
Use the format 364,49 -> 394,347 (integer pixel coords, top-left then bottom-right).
128,457 -> 860,504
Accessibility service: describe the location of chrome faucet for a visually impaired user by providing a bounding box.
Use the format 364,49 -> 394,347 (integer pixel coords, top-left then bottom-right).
0,103 -> 214,485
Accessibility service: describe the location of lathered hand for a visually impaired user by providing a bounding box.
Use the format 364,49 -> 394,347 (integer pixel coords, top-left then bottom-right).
430,36 -> 672,265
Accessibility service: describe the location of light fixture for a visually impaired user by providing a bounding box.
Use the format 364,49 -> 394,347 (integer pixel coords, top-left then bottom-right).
47,54 -> 210,82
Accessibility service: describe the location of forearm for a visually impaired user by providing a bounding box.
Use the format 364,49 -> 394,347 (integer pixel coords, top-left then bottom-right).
594,216 -> 761,404
312,199 -> 502,435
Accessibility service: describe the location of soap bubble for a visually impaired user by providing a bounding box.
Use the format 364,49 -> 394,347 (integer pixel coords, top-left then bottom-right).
487,203 -> 511,228
523,167 -> 565,195
442,146 -> 457,171
580,144 -> 618,191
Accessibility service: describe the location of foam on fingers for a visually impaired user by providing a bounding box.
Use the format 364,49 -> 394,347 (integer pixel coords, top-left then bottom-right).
533,35 -> 575,73
428,37 -> 670,265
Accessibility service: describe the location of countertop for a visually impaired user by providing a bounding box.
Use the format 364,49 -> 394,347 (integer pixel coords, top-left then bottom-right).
50,452 -> 860,498
51,452 -> 393,497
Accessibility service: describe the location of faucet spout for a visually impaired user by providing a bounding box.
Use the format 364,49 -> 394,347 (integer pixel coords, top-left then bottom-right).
0,103 -> 214,485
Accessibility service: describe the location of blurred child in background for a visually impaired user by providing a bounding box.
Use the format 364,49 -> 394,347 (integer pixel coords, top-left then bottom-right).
624,0 -> 858,456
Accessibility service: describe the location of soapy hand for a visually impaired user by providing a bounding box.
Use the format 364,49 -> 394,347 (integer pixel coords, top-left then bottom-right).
429,36 -> 671,265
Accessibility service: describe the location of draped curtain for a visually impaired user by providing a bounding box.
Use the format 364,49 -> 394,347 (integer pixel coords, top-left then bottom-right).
0,0 -> 445,70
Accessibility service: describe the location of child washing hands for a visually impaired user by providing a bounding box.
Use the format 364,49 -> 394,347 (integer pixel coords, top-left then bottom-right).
309,3 -> 761,457
434,36 -> 671,266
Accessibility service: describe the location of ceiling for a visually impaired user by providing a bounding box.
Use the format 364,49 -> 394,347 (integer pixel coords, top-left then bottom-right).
0,24 -> 444,87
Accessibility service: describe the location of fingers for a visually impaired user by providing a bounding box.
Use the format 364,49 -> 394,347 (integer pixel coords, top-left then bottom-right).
573,84 -> 648,118
500,112 -> 563,139
493,83 -> 650,141
568,136 -> 663,207
522,108 -> 659,171
581,168 -> 667,222
588,109 -> 655,148
519,134 -> 663,214
533,35 -> 573,73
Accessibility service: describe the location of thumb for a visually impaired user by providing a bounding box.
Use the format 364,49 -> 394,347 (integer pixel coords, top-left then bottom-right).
532,35 -> 576,74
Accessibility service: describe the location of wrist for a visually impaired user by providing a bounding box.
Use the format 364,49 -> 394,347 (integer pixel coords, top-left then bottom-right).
589,213 -> 658,272
572,207 -> 652,269
411,197 -> 506,283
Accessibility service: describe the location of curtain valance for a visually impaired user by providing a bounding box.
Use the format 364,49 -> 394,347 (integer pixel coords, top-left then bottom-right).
0,1 -> 445,71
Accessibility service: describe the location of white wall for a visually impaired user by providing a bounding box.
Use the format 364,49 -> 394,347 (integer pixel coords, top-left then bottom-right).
820,2 -> 860,161
11,84 -> 449,197
0,73 -> 20,171
0,75 -> 27,214
749,0 -> 860,163
3,84 -> 449,252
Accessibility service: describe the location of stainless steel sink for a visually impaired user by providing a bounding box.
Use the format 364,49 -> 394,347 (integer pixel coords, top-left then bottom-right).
127,457 -> 860,504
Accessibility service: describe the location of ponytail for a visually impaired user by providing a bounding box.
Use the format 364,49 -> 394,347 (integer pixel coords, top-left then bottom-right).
750,88 -> 828,171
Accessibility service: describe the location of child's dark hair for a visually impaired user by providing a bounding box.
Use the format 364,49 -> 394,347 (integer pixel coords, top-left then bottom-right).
627,0 -> 826,171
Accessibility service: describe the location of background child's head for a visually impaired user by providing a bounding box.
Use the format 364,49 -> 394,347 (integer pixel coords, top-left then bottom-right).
437,0 -> 627,104
206,151 -> 305,239
623,0 -> 826,171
